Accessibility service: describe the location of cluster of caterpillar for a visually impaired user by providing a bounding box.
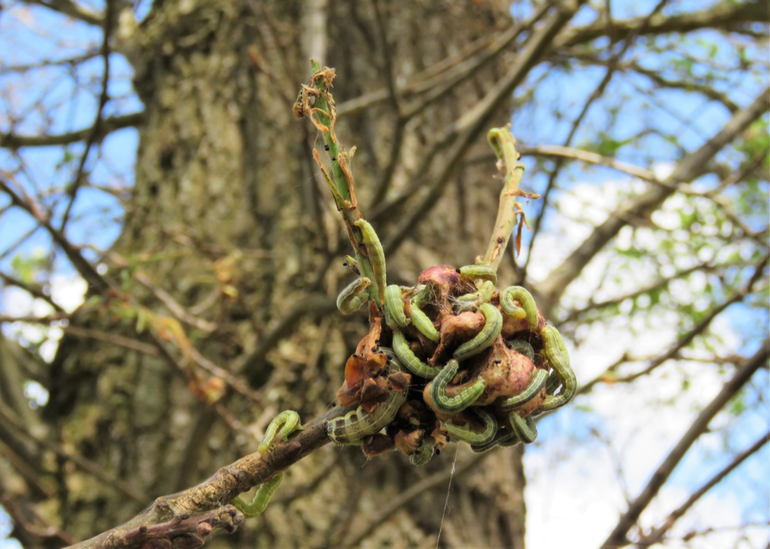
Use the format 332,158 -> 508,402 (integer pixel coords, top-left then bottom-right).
329,262 -> 575,465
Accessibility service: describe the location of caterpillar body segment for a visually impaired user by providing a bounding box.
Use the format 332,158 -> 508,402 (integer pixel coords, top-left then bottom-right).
326,387 -> 408,443
232,473 -> 284,517
458,264 -> 498,286
444,408 -> 498,445
353,219 -> 386,304
409,301 -> 440,342
234,409 -> 303,516
409,439 -> 436,466
454,280 -> 496,312
392,330 -> 442,378
539,325 -> 577,411
509,413 -> 538,444
453,303 -> 503,362
507,339 -> 535,361
376,346 -> 404,370
430,359 -> 485,414
500,286 -> 538,330
337,277 -> 372,315
258,410 -> 303,453
545,372 -> 562,395
411,284 -> 432,308
470,430 -> 521,453
384,284 -> 409,330
499,368 -> 548,411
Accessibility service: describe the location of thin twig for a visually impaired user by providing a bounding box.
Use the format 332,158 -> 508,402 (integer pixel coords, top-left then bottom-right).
0,400 -> 148,505
0,112 -> 143,149
600,339 -> 770,548
69,405 -> 349,548
59,0 -> 115,229
538,86 -> 770,315
0,271 -> 65,312
524,0 -> 671,282
579,254 -> 768,396
638,430 -> 770,546
382,2 -> 585,256
482,128 -> 529,270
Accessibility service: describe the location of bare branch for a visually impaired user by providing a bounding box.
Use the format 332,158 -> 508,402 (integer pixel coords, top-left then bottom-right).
558,0 -> 769,49
561,261 -> 714,323
519,143 -> 658,181
579,254 -> 768,395
524,0 -> 671,282
70,406 -> 348,548
0,398 -> 148,505
639,430 -> 770,546
59,0 -> 116,228
341,452 -> 491,548
599,338 -> 770,548
0,271 -> 64,312
234,294 -> 336,377
62,326 -> 160,357
0,112 -> 143,149
539,86 -> 770,313
0,50 -> 100,75
0,178 -> 115,293
23,0 -> 103,26
382,1 -> 586,255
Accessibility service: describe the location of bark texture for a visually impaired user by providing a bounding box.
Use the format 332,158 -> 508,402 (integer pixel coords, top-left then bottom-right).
40,0 -> 528,547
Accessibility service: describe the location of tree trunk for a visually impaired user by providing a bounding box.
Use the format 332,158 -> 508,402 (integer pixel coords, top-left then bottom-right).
42,1 -> 527,546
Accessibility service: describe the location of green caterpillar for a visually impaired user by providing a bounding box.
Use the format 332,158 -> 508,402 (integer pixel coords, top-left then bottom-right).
409,439 -> 436,466
453,303 -> 503,362
470,429 -> 521,453
232,474 -> 284,517
384,284 -> 409,330
353,219 -> 386,305
233,410 -> 302,517
458,264 -> 498,286
327,392 -> 406,443
509,413 -> 537,444
444,408 -> 498,445
539,325 -> 577,412
430,359 -> 485,414
499,368 -> 548,411
337,277 -> 371,315
507,339 -> 535,361
392,330 -> 442,378
454,280 -> 496,312
500,286 -> 539,330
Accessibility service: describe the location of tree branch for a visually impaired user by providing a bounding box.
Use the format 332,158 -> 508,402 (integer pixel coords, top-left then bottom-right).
0,398 -> 148,505
59,0 -> 116,228
524,0 -> 671,284
340,450 -> 495,548
0,178 -> 115,293
579,254 -> 768,395
558,0 -> 768,49
23,0 -> 103,26
69,405 -> 348,548
538,86 -> 770,314
382,0 -> 586,255
599,338 -> 770,548
638,430 -> 770,546
234,294 -> 336,378
0,112 -> 143,149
